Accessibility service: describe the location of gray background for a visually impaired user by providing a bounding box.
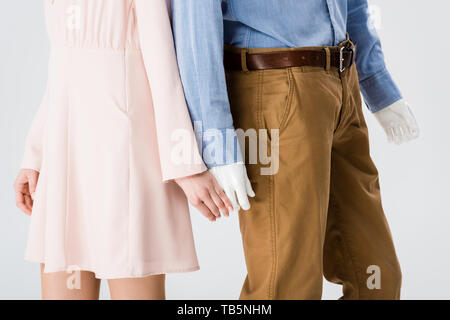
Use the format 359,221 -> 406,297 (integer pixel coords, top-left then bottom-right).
0,0 -> 449,299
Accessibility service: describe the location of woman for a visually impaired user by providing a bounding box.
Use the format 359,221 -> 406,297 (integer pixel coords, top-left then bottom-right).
14,0 -> 233,300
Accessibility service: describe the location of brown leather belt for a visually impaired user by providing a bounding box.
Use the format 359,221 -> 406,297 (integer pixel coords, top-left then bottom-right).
224,44 -> 356,73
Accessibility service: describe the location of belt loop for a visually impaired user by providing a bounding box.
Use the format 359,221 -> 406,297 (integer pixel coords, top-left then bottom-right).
323,47 -> 331,71
241,48 -> 249,73
341,33 -> 354,50
339,33 -> 351,49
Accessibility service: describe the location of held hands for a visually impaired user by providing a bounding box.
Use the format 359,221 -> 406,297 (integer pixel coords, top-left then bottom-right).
175,163 -> 255,222
209,162 -> 255,214
14,101 -> 416,220
175,171 -> 234,222
14,169 -> 39,215
374,99 -> 420,145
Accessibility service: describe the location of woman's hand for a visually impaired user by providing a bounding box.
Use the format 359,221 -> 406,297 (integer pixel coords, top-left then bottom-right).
175,171 -> 234,222
14,169 -> 39,215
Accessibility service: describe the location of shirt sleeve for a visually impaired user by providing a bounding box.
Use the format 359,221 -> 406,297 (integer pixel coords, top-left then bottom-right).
347,0 -> 403,113
134,0 -> 207,181
172,0 -> 243,168
21,86 -> 49,172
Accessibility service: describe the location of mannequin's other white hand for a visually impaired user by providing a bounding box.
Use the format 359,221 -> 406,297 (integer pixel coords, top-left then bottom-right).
374,99 -> 420,145
209,162 -> 255,215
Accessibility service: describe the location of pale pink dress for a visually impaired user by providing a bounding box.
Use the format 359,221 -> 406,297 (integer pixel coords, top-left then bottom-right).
21,0 -> 206,279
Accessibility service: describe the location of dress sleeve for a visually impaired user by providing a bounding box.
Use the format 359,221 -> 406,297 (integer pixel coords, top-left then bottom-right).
133,0 -> 206,181
21,86 -> 50,172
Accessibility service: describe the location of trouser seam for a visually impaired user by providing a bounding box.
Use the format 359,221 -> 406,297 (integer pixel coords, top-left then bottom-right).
256,71 -> 264,129
254,69 -> 276,300
331,70 -> 364,297
329,157 -> 363,299
267,165 -> 277,299
336,70 -> 351,131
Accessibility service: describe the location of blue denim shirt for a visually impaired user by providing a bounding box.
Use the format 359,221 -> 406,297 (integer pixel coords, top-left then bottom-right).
172,0 -> 403,167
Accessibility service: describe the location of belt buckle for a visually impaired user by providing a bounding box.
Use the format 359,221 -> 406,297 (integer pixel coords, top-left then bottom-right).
339,45 -> 354,73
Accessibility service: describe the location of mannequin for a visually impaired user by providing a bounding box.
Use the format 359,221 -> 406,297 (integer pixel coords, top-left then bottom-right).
173,0 -> 408,299
211,99 -> 420,212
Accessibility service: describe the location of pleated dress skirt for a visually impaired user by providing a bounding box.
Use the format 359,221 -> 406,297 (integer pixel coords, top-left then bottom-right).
22,0 -> 206,279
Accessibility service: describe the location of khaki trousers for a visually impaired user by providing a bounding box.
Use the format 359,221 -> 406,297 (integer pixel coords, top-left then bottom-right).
226,46 -> 402,300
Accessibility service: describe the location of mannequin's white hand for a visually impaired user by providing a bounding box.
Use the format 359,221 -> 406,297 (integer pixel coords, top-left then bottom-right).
374,99 -> 420,145
209,162 -> 255,214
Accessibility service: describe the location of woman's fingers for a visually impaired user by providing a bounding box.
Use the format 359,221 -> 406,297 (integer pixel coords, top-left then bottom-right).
201,193 -> 221,218
209,189 -> 229,217
211,178 -> 233,215
216,188 -> 233,216
14,169 -> 40,214
27,171 -> 39,199
194,201 -> 217,222
24,194 -> 34,213
15,190 -> 31,215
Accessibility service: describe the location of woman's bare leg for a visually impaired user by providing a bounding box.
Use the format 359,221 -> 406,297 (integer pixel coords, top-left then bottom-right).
108,274 -> 166,300
40,264 -> 101,300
